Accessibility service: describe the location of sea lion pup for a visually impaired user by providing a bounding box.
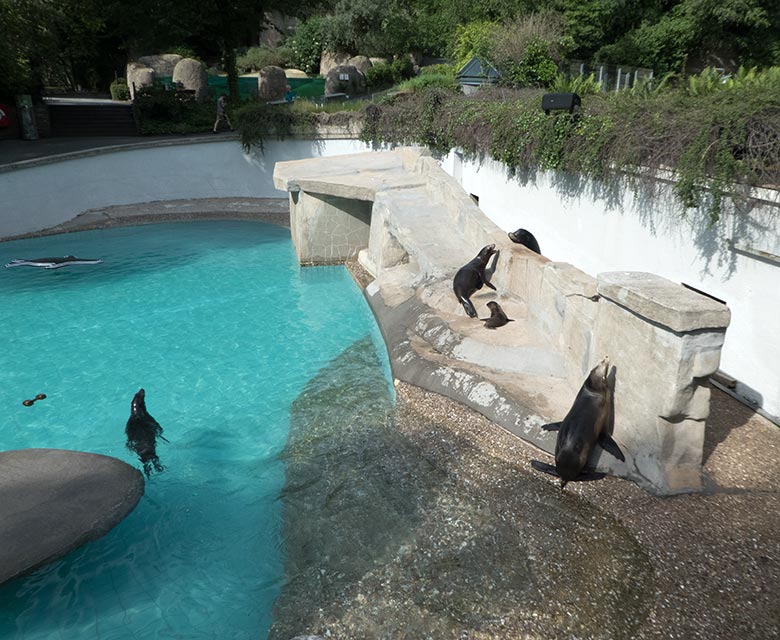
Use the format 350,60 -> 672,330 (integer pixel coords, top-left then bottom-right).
125,388 -> 168,478
480,300 -> 514,329
453,244 -> 498,318
508,228 -> 541,254
531,357 -> 625,488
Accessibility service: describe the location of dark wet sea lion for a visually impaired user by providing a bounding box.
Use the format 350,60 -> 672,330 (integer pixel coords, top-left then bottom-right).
531,357 -> 624,488
5,256 -> 103,269
125,388 -> 168,478
453,244 -> 498,318
480,300 -> 514,329
508,229 -> 541,255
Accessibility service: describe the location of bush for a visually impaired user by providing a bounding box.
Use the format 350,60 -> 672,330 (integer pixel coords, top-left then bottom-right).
396,74 -> 461,93
452,21 -> 499,70
549,72 -> 603,96
133,85 -> 214,134
236,46 -> 294,73
110,78 -> 130,101
235,101 -> 315,151
419,64 -> 458,77
365,58 -> 415,90
289,17 -> 326,75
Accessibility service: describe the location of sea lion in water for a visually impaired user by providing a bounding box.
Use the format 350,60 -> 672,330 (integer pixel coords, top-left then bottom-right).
125,388 -> 168,478
480,301 -> 514,329
508,229 -> 541,255
531,357 -> 624,488
453,244 -> 498,318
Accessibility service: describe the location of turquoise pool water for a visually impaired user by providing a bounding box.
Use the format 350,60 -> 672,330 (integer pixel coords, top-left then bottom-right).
0,221 -> 392,639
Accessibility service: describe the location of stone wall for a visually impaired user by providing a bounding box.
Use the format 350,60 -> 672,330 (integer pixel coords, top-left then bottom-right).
274,148 -> 731,494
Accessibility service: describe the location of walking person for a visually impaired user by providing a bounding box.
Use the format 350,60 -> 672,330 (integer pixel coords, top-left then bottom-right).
213,93 -> 233,133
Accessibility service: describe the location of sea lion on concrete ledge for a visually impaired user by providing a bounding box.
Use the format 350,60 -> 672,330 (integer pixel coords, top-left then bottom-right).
125,388 -> 168,478
531,356 -> 624,488
481,301 -> 514,329
453,244 -> 498,318
508,229 -> 541,254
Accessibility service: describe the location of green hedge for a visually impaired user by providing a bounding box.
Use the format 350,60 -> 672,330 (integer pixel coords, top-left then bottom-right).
360,70 -> 780,222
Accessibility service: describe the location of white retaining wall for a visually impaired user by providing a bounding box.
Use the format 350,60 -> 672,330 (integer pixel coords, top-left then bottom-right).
0,138 -> 369,238
441,151 -> 780,423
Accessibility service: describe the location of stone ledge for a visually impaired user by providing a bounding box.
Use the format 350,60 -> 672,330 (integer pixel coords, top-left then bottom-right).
0,449 -> 144,585
597,271 -> 731,333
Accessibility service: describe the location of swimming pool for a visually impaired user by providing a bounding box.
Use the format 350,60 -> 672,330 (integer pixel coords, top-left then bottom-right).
0,221 -> 392,639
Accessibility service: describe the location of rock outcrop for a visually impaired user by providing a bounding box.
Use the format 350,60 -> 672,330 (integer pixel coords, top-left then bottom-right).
258,65 -> 288,101
0,448 -> 144,585
172,58 -> 208,101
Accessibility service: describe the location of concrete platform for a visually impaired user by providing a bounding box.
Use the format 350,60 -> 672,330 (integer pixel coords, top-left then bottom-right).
0,449 -> 144,585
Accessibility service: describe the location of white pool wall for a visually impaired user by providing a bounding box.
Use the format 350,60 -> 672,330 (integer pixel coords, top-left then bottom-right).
440,151 -> 780,423
0,138 -> 369,238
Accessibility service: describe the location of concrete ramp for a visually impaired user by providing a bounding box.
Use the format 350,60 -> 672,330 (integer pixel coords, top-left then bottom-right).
274,148 -> 731,495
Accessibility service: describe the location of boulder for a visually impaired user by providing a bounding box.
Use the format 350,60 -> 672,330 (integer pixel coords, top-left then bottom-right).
320,51 -> 351,76
284,68 -> 309,79
172,58 -> 209,101
126,63 -> 154,99
347,55 -> 373,75
325,65 -> 367,96
0,449 -> 144,585
137,54 -> 183,77
258,65 -> 288,101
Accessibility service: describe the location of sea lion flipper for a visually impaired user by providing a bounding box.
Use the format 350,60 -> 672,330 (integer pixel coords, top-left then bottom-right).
599,434 -> 625,462
530,459 -> 559,478
575,469 -> 607,482
483,279 -> 497,291
541,421 -> 562,432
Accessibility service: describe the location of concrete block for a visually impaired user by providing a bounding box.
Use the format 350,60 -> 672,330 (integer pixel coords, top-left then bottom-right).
598,271 -> 731,332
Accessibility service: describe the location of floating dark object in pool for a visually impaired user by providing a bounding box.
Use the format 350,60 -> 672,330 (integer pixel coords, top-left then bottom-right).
5,256 -> 103,269
125,388 -> 168,478
531,357 -> 624,489
22,393 -> 47,407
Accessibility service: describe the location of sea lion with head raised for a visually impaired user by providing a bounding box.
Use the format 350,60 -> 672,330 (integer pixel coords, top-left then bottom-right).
531,356 -> 624,488
480,301 -> 514,329
453,244 -> 498,318
125,388 -> 168,478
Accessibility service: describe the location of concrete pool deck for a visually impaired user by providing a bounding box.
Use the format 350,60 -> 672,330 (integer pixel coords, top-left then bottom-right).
0,137 -> 777,636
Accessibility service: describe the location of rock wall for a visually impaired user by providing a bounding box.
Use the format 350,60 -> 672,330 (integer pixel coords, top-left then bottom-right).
274,148 -> 732,495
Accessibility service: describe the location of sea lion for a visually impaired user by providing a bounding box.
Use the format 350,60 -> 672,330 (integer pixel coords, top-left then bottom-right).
508,229 -> 541,254
480,300 -> 514,329
5,256 -> 103,269
531,356 -> 624,488
453,244 -> 498,318
125,388 -> 168,478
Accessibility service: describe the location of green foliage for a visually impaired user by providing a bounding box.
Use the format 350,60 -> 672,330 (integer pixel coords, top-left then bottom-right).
235,101 -> 316,152
109,77 -> 130,100
361,67 -> 780,222
396,74 -> 461,93
452,21 -> 499,70
549,72 -> 603,95
365,58 -> 415,90
419,64 -> 458,77
500,36 -> 559,87
289,16 -> 325,75
133,85 -> 214,134
319,0 -> 424,58
236,46 -> 294,73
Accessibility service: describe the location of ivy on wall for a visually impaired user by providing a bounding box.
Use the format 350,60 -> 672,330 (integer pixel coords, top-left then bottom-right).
360,74 -> 780,222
